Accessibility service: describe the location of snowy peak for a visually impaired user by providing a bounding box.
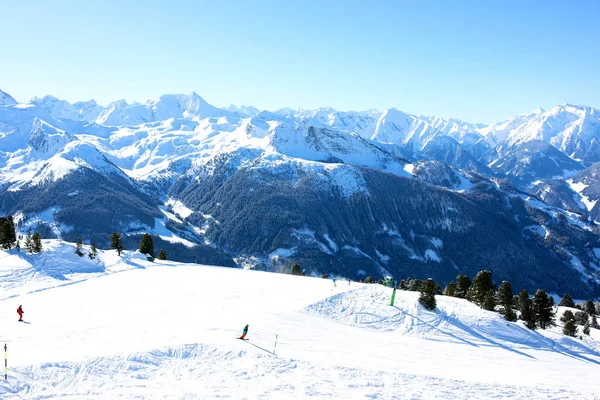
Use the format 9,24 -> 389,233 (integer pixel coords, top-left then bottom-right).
27,118 -> 75,154
95,93 -> 234,126
0,89 -> 17,106
481,104 -> 600,165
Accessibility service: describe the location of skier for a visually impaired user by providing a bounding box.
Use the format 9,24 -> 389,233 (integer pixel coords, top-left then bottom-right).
333,277 -> 337,287
302,268 -> 306,276
17,305 -> 23,322
239,324 -> 249,340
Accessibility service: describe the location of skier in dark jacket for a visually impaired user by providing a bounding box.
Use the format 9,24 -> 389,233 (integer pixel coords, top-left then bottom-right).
17,305 -> 23,321
239,324 -> 249,339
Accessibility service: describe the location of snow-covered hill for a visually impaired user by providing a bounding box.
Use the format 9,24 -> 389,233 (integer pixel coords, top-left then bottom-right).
0,241 -> 599,399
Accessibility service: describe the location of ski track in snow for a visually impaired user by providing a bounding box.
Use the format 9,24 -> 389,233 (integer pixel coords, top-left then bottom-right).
0,242 -> 600,399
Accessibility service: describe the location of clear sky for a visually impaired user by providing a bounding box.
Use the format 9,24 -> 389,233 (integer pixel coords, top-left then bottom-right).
1,0 -> 598,123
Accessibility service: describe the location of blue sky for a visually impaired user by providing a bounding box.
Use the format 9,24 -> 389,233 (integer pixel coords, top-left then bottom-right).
1,0 -> 598,123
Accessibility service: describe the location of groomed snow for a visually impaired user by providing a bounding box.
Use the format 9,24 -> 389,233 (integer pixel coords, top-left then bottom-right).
1,241 -> 600,399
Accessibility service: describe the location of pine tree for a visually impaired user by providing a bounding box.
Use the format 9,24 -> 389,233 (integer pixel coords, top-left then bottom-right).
32,232 -> 42,253
110,232 -> 124,256
591,314 -> 600,329
496,281 -> 516,321
89,243 -> 98,259
560,310 -> 575,323
455,274 -> 471,298
561,310 -> 577,337
533,289 -> 554,329
558,293 -> 575,308
291,263 -> 302,275
574,311 -> 589,326
139,234 -> 154,257
0,216 -> 17,250
585,300 -> 596,316
467,270 -> 494,306
518,290 -> 536,330
24,233 -> 34,253
75,238 -> 84,257
157,249 -> 167,260
444,282 -> 456,296
563,320 -> 578,337
583,322 -> 591,335
482,290 -> 496,311
418,278 -> 437,311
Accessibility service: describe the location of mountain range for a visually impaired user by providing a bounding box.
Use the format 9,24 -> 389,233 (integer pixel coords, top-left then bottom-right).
1,89 -> 599,297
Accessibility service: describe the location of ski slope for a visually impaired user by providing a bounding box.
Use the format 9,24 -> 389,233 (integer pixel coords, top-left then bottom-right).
1,241 -> 600,399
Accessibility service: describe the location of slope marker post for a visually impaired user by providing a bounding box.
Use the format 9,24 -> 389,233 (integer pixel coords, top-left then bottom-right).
4,344 -> 7,380
273,334 -> 278,355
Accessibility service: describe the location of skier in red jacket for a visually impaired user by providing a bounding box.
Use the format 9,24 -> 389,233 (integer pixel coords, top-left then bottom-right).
17,305 -> 23,321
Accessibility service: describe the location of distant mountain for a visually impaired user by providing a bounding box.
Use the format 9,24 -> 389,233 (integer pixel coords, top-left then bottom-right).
1,88 -> 599,297
0,90 -> 17,106
481,104 -> 600,166
489,140 -> 584,186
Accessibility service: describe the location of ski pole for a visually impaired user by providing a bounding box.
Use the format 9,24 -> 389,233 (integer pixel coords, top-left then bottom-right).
273,334 -> 278,355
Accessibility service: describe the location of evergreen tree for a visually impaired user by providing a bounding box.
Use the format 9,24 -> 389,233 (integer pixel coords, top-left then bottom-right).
89,243 -> 98,259
157,249 -> 167,260
560,310 -> 575,323
364,276 -> 374,284
32,232 -> 43,253
443,282 -> 456,296
75,238 -> 84,257
291,263 -> 302,276
496,281 -> 516,321
455,274 -> 471,298
574,311 -> 589,326
563,320 -> 578,337
561,310 -> 577,337
591,314 -> 600,329
518,290 -> 536,329
110,232 -> 124,256
482,290 -> 496,311
0,216 -> 17,250
558,293 -> 575,308
533,289 -> 554,329
418,278 -> 437,311
24,232 -> 34,253
467,270 -> 494,306
139,234 -> 154,257
585,300 -> 596,316
583,322 -> 591,335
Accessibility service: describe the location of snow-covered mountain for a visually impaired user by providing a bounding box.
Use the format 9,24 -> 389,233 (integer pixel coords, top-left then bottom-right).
481,104 -> 600,166
1,88 -> 600,297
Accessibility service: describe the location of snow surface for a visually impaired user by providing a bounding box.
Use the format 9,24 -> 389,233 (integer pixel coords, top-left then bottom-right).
567,179 -> 598,212
1,241 -> 600,399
